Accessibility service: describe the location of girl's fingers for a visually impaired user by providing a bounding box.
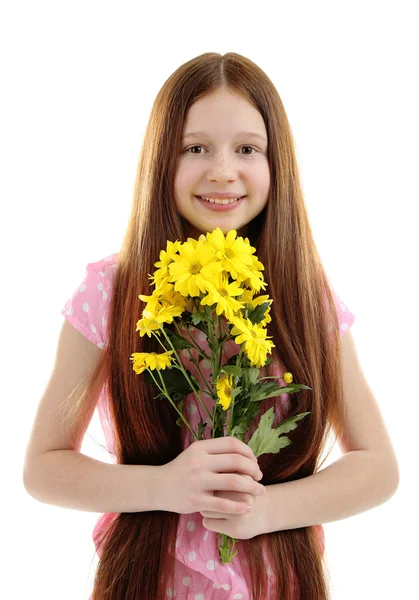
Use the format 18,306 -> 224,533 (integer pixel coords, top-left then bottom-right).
200,436 -> 258,463
200,511 -> 230,519
208,498 -> 251,515
210,453 -> 263,481
210,473 -> 265,496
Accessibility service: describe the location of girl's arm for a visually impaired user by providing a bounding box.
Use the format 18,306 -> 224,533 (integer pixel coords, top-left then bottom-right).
262,330 -> 399,533
24,449 -> 163,513
23,319 -> 164,513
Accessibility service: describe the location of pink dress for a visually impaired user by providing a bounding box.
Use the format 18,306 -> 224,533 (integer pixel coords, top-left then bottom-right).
61,253 -> 355,599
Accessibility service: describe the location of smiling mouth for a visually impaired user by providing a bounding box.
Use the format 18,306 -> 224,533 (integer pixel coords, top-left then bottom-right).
196,196 -> 245,205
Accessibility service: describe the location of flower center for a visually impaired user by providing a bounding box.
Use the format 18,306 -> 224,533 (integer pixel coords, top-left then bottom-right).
190,263 -> 201,274
220,288 -> 229,297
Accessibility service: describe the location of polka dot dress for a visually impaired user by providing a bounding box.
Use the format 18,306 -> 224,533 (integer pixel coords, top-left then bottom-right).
61,253 -> 356,599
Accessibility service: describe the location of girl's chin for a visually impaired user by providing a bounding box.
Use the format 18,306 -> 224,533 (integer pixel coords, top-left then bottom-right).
187,221 -> 247,237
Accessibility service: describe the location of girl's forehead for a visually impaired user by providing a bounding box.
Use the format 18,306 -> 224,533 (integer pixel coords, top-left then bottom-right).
182,91 -> 267,138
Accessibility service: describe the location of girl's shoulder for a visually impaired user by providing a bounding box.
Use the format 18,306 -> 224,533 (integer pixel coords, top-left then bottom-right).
330,286 -> 356,337
60,252 -> 119,349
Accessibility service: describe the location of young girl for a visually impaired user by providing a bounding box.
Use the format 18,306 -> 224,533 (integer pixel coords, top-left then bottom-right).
23,52 -> 399,600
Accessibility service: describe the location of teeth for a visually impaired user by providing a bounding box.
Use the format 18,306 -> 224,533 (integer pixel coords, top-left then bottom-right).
201,197 -> 240,205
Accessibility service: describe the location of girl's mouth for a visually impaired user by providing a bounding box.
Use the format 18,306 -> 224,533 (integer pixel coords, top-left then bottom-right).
195,195 -> 245,212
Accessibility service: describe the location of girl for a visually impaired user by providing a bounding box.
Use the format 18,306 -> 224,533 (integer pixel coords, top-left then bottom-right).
23,52 -> 399,599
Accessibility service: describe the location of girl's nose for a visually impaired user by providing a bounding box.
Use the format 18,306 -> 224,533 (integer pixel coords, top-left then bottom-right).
207,153 -> 238,182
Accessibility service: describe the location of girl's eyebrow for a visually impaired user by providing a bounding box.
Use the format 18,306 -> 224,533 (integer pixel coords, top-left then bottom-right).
183,131 -> 267,142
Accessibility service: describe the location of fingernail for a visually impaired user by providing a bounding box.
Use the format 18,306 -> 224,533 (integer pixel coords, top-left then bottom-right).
246,505 -> 253,511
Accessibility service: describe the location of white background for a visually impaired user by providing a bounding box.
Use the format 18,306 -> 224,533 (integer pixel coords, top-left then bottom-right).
3,1 -> 417,598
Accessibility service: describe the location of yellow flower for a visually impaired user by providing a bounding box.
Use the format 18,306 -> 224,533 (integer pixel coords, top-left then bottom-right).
130,350 -> 174,374
136,316 -> 161,338
200,274 -> 245,321
216,374 -> 234,411
206,228 -> 261,282
152,241 -> 182,286
231,316 -> 275,368
137,285 -> 187,337
136,302 -> 183,337
139,280 -> 174,303
283,372 -> 293,384
239,289 -> 255,305
168,238 -> 223,297
236,267 -> 267,293
130,353 -> 148,374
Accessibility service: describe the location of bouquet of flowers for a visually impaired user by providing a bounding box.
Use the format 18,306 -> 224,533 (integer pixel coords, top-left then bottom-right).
130,228 -> 311,564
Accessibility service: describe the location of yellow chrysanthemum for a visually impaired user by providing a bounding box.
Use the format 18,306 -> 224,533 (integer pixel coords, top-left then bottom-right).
152,241 -> 181,286
235,267 -> 267,293
136,288 -> 186,337
168,238 -> 223,297
130,350 -> 174,374
206,228 -> 261,282
200,274 -> 245,321
239,289 -> 255,305
216,374 -> 234,411
283,372 -> 293,384
231,316 -> 275,368
136,316 -> 161,338
139,280 -> 174,303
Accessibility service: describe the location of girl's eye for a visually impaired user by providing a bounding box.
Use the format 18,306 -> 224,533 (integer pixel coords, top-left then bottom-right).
187,145 -> 204,154
185,145 -> 257,155
240,146 -> 256,155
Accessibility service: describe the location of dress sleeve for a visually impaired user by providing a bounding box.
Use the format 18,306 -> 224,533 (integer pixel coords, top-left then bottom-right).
60,254 -> 118,349
330,287 -> 356,337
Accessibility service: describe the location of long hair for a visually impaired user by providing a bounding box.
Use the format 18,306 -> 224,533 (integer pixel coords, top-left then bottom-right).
63,52 -> 345,599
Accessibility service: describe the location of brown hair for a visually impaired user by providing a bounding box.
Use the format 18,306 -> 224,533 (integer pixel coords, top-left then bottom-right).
64,52 -> 345,599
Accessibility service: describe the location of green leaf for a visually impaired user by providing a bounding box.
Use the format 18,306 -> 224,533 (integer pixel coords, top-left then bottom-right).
192,311 -> 209,325
245,367 -> 260,385
275,411 -> 311,435
198,417 -> 207,439
247,302 -> 270,324
231,386 -> 242,400
165,329 -> 194,350
249,382 -> 311,403
230,421 -> 248,440
158,367 -> 196,397
247,407 -> 305,457
175,400 -> 185,428
261,383 -> 312,399
221,365 -> 243,377
248,381 -> 278,403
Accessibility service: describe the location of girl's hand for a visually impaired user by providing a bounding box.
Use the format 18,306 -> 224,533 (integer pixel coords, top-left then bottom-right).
200,474 -> 268,540
158,436 -> 265,516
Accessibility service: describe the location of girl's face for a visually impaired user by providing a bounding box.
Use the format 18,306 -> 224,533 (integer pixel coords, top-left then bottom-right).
174,87 -> 270,238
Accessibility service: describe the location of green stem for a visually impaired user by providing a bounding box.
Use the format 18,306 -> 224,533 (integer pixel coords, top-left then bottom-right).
158,326 -> 214,424
173,321 -> 214,398
148,369 -> 198,441
227,345 -> 243,436
175,319 -> 211,361
185,349 -> 215,398
218,533 -> 239,563
204,307 -> 222,440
